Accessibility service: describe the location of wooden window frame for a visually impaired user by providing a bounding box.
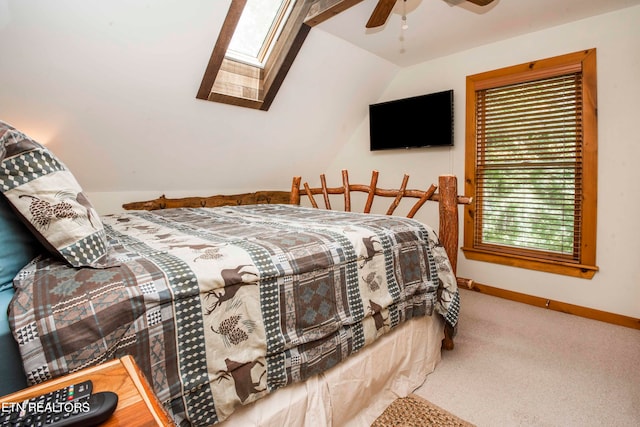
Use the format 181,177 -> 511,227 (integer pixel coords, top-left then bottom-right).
462,49 -> 598,279
197,0 -> 365,111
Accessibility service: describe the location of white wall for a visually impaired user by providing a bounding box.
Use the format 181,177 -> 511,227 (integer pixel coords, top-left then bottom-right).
327,6 -> 640,318
0,0 -> 398,213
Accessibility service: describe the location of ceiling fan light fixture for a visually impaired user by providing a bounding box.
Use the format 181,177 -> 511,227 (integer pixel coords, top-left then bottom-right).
367,0 -> 496,29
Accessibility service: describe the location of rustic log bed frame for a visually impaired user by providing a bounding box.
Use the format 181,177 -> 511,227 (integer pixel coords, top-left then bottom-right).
123,170 -> 472,349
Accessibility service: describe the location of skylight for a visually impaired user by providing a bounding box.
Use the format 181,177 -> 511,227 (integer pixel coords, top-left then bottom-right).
198,0 -> 355,110
226,0 -> 296,68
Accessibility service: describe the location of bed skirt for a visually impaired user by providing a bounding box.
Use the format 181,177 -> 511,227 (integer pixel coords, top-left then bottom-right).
217,313 -> 444,427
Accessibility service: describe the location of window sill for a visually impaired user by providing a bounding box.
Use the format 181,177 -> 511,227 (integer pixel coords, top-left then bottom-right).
461,247 -> 598,279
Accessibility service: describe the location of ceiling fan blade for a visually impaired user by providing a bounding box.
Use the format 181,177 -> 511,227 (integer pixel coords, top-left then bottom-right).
466,0 -> 495,5
366,0 -> 397,29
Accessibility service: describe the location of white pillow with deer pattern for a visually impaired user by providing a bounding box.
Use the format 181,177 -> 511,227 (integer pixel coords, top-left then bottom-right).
0,121 -> 112,268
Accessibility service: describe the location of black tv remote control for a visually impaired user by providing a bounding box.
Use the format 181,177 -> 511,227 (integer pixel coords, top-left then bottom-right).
0,379 -> 118,427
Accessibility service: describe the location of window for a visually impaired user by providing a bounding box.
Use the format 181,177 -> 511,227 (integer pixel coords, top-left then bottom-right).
196,0 -> 307,110
197,1 -> 360,110
226,0 -> 296,68
462,49 -> 598,279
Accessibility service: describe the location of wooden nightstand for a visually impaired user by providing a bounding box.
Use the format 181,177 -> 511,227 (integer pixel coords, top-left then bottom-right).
1,355 -> 173,426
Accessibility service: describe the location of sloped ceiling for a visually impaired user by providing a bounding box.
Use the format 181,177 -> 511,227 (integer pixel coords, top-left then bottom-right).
317,0 -> 640,67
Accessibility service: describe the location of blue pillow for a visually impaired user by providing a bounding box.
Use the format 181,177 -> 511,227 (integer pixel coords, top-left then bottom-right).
0,194 -> 42,292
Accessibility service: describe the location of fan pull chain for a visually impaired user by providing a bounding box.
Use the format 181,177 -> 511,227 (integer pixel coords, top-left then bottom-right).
401,0 -> 408,30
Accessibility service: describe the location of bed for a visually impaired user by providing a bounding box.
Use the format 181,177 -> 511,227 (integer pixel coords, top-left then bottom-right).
1,121 -> 470,426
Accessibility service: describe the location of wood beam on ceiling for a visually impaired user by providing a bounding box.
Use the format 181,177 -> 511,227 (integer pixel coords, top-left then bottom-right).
305,0 -> 366,27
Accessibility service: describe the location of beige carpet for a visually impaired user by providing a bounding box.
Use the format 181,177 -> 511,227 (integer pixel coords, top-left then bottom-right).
372,394 -> 475,427
414,289 -> 640,426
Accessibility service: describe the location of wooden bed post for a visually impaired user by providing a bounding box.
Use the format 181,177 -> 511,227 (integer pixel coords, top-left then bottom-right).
438,175 -> 459,274
438,175 -> 466,351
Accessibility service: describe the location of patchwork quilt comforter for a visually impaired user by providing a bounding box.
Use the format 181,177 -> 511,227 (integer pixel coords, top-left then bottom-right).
9,204 -> 460,426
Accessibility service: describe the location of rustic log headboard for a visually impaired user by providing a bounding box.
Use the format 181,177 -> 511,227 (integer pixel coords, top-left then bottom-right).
122,190 -> 291,211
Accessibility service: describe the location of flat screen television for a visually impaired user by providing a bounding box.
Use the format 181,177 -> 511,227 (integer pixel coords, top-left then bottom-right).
369,89 -> 454,151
